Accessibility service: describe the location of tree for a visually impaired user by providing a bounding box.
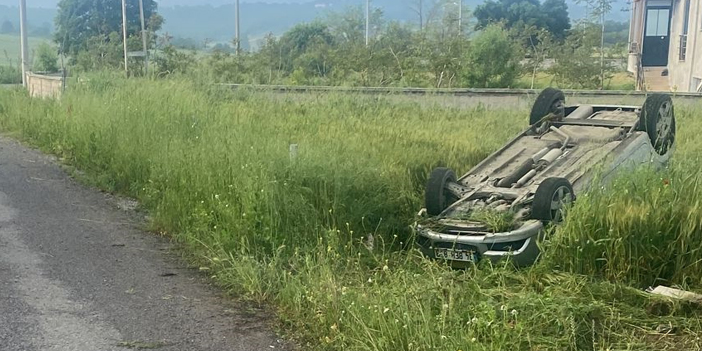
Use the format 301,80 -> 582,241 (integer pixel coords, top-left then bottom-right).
153,45 -> 196,76
409,0 -> 425,31
54,0 -> 163,60
574,0 -> 615,89
540,0 -> 570,40
474,0 -> 570,40
257,21 -> 334,77
549,22 -> 614,89
517,25 -> 554,88
0,19 -> 14,34
463,24 -> 522,88
33,42 -> 60,73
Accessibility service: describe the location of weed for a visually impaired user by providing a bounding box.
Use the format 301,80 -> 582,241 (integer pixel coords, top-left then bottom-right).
1,76 -> 701,350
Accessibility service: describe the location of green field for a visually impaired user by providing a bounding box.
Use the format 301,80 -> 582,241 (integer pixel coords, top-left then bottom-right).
1,75 -> 701,350
0,33 -> 51,66
516,71 -> 636,90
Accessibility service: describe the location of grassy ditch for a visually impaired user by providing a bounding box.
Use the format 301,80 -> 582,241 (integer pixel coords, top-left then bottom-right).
0,75 -> 701,350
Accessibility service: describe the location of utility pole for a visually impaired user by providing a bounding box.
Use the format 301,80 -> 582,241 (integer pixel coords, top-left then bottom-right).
419,0 -> 423,31
139,0 -> 148,74
122,0 -> 128,76
600,2 -> 606,89
235,0 -> 240,55
365,0 -> 370,46
19,0 -> 29,86
458,0 -> 462,35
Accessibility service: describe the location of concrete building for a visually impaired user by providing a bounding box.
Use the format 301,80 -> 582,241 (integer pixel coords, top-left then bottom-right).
628,0 -> 702,92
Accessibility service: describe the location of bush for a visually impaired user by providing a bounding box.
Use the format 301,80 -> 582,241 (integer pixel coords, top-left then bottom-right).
33,42 -> 60,73
0,65 -> 21,84
463,24 -> 522,88
153,45 -> 196,77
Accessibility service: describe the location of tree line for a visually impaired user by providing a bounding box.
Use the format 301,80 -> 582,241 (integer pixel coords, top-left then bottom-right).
44,0 -> 629,90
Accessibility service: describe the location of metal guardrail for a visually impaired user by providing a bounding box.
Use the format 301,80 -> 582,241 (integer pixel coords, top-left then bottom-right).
220,83 -> 702,99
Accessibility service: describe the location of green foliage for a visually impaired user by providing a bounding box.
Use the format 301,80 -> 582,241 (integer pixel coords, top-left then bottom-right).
463,24 -> 522,88
272,21 -> 335,76
51,2 -> 636,90
0,77 -> 701,350
33,42 -> 59,73
0,65 -> 20,84
54,0 -> 162,60
153,45 -> 196,77
188,6 -> 523,89
548,22 -> 614,89
520,26 -> 555,89
604,20 -> 630,46
474,0 -> 571,39
74,32 -> 124,72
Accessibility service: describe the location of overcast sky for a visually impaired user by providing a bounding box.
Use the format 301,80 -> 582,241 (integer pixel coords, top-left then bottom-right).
0,0 -> 313,7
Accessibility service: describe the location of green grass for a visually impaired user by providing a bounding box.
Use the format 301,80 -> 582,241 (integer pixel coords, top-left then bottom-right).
0,33 -> 51,66
0,34 -> 54,84
516,71 -> 636,91
0,75 -> 701,350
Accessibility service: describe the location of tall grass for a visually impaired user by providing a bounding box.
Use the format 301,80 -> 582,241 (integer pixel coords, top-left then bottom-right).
0,65 -> 21,84
0,75 -> 701,350
545,105 -> 702,288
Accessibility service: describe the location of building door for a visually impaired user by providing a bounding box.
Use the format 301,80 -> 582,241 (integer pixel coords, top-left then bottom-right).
642,6 -> 671,66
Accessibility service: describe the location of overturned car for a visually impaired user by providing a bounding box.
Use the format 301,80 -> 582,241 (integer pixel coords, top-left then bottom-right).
414,88 -> 676,267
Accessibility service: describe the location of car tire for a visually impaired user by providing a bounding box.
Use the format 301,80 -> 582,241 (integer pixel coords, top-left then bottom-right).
425,167 -> 459,216
639,93 -> 676,155
531,177 -> 574,223
529,88 -> 566,127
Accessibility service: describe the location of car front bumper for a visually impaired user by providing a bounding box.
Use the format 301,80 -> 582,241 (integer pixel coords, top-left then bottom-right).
414,220 -> 545,267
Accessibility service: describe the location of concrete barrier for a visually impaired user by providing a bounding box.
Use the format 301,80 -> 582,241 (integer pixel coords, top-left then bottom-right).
220,83 -> 702,98
26,72 -> 65,99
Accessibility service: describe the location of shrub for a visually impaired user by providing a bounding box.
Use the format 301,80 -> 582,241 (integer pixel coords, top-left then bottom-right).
463,24 -> 522,88
33,42 -> 60,73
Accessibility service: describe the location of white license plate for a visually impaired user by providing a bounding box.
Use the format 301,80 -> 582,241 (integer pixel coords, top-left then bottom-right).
434,248 -> 478,262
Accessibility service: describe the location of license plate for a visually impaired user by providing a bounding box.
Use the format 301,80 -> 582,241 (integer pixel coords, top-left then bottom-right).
434,248 -> 478,262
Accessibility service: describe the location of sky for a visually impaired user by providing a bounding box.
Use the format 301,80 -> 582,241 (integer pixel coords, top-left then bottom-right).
0,0 -> 313,7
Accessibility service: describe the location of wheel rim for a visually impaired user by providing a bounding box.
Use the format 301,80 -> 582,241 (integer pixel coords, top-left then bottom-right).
550,185 -> 573,222
656,101 -> 673,144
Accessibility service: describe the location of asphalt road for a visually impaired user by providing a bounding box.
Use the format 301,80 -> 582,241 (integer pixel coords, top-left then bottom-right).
0,135 -> 291,351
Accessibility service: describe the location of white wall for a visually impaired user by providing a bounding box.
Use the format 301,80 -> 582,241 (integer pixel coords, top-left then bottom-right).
667,0 -> 702,92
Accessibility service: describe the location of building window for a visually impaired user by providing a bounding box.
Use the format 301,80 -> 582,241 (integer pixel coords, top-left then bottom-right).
681,0 -> 691,60
646,8 -> 670,37
680,35 -> 688,60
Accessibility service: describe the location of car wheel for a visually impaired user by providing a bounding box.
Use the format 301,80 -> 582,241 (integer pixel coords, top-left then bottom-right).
425,167 -> 459,216
531,177 -> 574,223
639,93 -> 676,155
529,88 -> 566,127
